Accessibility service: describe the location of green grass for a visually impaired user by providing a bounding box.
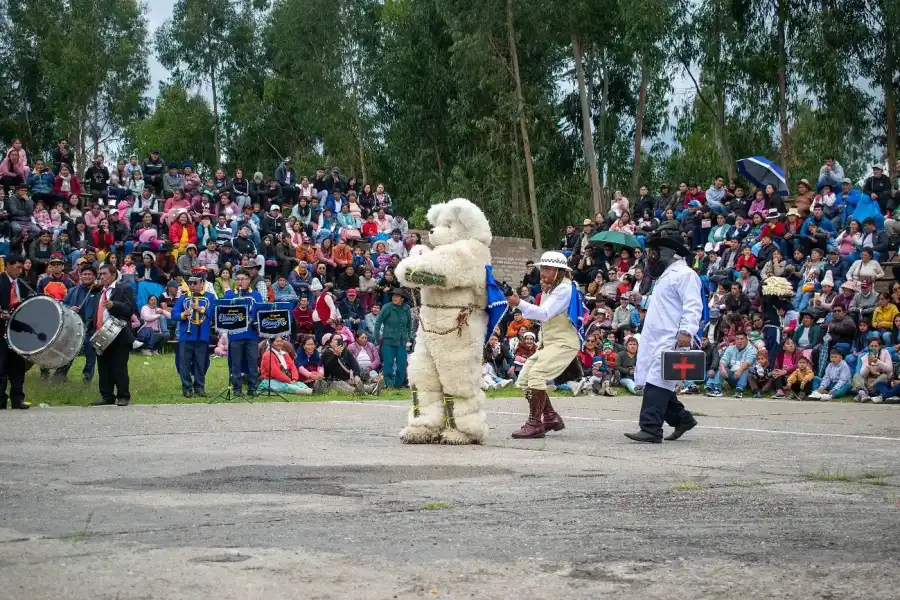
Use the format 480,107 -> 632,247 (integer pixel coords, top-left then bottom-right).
23,353 -> 528,407
805,469 -> 892,486
422,502 -> 452,511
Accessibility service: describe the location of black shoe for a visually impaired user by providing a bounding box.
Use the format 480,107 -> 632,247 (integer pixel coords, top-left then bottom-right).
195,390 -> 208,398
91,398 -> 115,406
624,431 -> 663,444
183,391 -> 194,398
232,390 -> 244,398
115,398 -> 130,407
82,376 -> 93,385
247,390 -> 258,397
11,403 -> 30,410
664,419 -> 698,441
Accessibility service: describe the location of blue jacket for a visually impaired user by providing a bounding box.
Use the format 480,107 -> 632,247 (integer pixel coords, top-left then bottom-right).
63,284 -> 99,331
27,170 -> 55,195
173,291 -> 216,343
222,289 -> 263,341
835,188 -> 864,213
800,215 -> 836,236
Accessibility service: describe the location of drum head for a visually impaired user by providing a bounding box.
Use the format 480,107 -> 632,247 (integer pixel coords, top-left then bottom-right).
8,296 -> 62,355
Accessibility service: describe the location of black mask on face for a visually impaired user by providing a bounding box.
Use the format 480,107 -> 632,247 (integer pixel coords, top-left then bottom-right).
647,246 -> 677,278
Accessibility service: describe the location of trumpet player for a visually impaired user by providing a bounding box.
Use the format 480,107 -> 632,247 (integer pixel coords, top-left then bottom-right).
173,274 -> 216,398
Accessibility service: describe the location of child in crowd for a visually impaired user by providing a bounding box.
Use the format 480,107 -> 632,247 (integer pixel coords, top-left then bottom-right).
809,349 -> 852,401
119,253 -> 137,284
786,356 -> 815,400
481,346 -> 514,391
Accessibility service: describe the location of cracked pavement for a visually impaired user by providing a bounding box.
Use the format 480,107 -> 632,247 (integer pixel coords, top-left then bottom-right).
1,395 -> 899,599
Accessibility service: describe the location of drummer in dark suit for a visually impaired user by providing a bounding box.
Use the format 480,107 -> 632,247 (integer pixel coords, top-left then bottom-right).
93,263 -> 136,406
0,254 -> 33,409
57,265 -> 101,383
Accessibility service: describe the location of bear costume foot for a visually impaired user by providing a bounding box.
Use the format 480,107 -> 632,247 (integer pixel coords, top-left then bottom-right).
440,428 -> 479,445
399,425 -> 442,444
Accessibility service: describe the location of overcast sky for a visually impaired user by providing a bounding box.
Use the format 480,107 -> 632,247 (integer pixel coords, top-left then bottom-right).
147,1 -> 176,98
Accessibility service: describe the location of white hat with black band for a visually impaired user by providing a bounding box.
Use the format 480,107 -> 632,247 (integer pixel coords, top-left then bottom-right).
537,251 -> 571,271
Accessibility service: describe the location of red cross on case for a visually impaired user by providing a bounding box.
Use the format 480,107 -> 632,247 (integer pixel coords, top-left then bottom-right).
662,350 -> 707,381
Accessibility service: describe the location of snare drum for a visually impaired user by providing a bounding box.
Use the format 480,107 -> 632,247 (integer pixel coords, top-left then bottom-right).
90,316 -> 126,355
6,296 -> 85,369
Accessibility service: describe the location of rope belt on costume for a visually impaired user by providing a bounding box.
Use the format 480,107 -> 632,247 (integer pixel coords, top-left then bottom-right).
420,303 -> 480,337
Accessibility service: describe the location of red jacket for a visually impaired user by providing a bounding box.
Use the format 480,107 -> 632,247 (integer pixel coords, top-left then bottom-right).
292,306 -> 314,334
260,350 -> 299,384
53,176 -> 82,197
760,222 -> 785,239
169,222 -> 198,246
91,229 -> 114,251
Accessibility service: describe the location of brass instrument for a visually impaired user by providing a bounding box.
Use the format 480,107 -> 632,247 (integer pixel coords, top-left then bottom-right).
183,293 -> 209,335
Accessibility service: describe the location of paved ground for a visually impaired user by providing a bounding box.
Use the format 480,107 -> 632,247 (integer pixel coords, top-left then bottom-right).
1,394 -> 899,599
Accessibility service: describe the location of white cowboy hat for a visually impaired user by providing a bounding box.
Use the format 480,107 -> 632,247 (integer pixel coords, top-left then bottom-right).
537,251 -> 571,271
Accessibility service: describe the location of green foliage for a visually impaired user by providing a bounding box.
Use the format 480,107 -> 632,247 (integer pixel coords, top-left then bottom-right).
0,0 -> 149,166
124,84 -> 218,174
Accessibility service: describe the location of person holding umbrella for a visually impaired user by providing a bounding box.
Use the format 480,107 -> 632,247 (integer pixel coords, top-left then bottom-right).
625,236 -> 703,444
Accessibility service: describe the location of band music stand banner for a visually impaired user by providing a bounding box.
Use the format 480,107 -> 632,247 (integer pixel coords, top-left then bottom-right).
215,303 -> 250,334
257,307 -> 291,339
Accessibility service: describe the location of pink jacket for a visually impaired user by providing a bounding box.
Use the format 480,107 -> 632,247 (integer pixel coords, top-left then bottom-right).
0,156 -> 27,178
347,341 -> 381,370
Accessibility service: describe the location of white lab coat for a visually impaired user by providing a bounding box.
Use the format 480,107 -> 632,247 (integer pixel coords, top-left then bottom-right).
634,259 -> 703,391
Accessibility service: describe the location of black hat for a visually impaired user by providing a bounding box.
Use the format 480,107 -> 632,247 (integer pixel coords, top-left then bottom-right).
647,236 -> 691,258
390,288 -> 407,298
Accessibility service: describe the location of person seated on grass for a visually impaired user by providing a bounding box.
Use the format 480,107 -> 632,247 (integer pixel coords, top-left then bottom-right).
785,356 -> 815,400
771,338 -> 802,399
700,334 -> 722,395
294,335 -> 326,392
258,337 -> 312,396
713,332 -> 757,398
747,349 -> 773,398
809,349 -> 852,401
513,331 -> 537,376
614,336 -> 639,394
321,333 -> 381,395
852,336 -> 892,402
870,360 -> 900,404
481,346 -> 514,391
347,330 -> 381,381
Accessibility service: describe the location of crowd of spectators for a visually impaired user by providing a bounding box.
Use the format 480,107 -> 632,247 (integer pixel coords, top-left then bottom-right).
0,141 -> 421,393
501,157 -> 900,403
4,140 -> 900,403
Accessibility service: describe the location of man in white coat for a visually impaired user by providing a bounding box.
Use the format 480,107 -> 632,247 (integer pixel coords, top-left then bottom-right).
626,236 -> 703,443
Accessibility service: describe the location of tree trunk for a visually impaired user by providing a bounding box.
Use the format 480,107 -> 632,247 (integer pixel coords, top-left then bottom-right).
507,0 -> 541,249
210,61 -> 221,167
885,22 -> 897,179
631,55 -> 649,198
573,34 -> 601,216
596,47 -> 609,215
715,90 -> 736,181
776,0 -> 790,185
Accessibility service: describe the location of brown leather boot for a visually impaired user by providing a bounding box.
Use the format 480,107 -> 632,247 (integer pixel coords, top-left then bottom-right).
512,389 -> 546,439
542,396 -> 565,432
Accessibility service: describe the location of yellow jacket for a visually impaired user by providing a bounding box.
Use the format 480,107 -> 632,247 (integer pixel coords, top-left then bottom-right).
872,303 -> 899,330
787,366 -> 815,386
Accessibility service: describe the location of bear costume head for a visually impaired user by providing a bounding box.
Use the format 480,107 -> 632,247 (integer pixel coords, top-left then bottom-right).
427,198 -> 492,248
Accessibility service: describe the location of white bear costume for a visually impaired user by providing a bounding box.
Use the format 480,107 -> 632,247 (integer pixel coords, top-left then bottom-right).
395,198 -> 493,445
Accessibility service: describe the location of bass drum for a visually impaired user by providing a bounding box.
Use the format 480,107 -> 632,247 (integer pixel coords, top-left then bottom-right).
7,296 -> 85,369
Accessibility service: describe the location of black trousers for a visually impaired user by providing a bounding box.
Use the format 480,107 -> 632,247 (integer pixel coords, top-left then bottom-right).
0,339 -> 26,408
98,339 -> 130,402
638,382 -> 694,439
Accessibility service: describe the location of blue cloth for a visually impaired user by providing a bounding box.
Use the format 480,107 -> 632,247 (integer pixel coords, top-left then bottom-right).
568,282 -> 586,343
849,193 -> 885,230
485,266 -> 508,344
136,281 -> 164,309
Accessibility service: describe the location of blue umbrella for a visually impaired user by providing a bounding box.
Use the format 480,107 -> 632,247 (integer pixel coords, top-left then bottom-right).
737,156 -> 789,197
